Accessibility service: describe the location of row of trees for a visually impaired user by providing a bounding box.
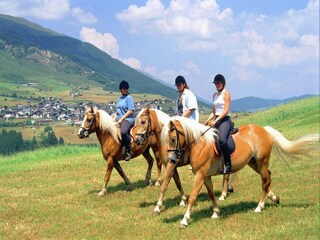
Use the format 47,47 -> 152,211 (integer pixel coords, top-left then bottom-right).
0,129 -> 64,155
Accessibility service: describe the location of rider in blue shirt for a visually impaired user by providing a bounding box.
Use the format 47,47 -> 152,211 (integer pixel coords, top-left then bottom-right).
115,80 -> 135,161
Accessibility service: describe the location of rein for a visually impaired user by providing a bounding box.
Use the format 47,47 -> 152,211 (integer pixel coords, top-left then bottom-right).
168,123 -> 214,161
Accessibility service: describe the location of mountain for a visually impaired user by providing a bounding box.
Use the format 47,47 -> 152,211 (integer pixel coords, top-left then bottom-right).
231,94 -> 317,112
0,14 -> 316,112
0,14 -> 177,100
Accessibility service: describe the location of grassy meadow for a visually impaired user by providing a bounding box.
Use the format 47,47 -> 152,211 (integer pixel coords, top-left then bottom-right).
0,97 -> 319,240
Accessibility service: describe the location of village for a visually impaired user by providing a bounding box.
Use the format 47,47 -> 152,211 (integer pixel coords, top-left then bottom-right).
0,96 -> 177,126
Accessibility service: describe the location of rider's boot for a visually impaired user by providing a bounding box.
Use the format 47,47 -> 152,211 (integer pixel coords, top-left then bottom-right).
220,143 -> 232,174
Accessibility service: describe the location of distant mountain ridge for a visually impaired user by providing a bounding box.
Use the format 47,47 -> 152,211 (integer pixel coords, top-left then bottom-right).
231,94 -> 317,112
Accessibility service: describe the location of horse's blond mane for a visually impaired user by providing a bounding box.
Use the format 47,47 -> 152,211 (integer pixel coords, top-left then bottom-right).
161,116 -> 217,146
97,109 -> 121,143
135,108 -> 170,128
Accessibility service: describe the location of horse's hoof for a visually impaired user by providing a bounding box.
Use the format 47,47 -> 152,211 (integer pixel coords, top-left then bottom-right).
179,223 -> 188,229
272,195 -> 280,204
211,212 -> 220,219
179,200 -> 186,207
153,210 -> 160,216
155,181 -> 161,187
218,195 -> 226,201
227,185 -> 234,193
126,188 -> 132,192
98,191 -> 106,196
146,180 -> 153,187
254,207 -> 262,213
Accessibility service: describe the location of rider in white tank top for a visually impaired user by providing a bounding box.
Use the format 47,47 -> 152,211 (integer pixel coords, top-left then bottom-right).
213,92 -> 230,116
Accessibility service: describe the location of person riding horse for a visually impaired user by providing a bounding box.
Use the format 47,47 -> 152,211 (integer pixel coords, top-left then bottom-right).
114,80 -> 135,161
205,74 -> 232,174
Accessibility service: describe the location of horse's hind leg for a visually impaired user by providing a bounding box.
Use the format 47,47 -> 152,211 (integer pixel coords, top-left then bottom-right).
172,168 -> 187,207
114,161 -> 132,192
142,146 -> 154,186
254,157 -> 279,212
219,173 -> 230,201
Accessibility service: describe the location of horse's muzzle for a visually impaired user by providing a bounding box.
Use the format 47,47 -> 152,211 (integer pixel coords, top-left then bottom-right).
134,135 -> 146,146
168,151 -> 178,164
78,128 -> 89,139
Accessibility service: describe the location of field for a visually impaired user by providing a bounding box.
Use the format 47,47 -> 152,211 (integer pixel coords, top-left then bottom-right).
0,97 -> 319,239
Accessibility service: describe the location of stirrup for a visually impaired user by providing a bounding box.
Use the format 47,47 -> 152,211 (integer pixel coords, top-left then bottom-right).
219,166 -> 231,174
125,150 -> 132,161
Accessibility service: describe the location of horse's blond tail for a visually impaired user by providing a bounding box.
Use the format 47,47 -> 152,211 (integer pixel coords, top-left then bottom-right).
264,126 -> 319,161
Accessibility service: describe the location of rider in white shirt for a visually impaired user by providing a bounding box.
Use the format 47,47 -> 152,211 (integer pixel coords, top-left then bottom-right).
175,75 -> 199,122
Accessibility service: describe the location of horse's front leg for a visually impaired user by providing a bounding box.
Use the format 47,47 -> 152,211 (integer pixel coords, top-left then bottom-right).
113,160 -> 132,192
98,158 -> 114,196
179,172 -> 204,228
153,161 -> 176,215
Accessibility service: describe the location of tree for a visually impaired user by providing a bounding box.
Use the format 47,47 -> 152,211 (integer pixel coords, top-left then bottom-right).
59,137 -> 64,145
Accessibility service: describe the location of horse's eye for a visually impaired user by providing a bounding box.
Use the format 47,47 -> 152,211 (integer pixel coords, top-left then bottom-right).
141,120 -> 146,124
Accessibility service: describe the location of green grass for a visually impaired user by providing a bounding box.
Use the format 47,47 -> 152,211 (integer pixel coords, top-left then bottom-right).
0,98 -> 319,239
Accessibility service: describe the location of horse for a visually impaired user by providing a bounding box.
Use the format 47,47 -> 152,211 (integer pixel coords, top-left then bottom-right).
133,106 -> 238,212
77,106 -> 162,196
162,116 -> 319,228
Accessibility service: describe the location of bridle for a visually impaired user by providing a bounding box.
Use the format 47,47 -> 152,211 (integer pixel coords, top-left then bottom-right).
135,113 -> 160,144
167,124 -> 186,163
167,122 -> 214,164
79,113 -> 97,137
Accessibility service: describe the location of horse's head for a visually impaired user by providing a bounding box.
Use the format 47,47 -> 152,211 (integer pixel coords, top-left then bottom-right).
78,106 -> 100,139
167,119 -> 186,164
134,105 -> 153,145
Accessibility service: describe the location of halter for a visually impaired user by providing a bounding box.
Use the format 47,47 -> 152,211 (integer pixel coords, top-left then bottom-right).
79,113 -> 97,137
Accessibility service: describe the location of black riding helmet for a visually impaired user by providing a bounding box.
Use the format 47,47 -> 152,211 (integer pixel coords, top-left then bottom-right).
213,74 -> 226,86
175,75 -> 186,86
119,80 -> 129,90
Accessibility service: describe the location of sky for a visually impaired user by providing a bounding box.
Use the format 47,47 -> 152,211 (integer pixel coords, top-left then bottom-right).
0,0 -> 319,101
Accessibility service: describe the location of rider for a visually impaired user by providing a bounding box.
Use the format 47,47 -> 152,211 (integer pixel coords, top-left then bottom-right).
115,80 -> 135,161
205,74 -> 232,174
175,75 -> 199,122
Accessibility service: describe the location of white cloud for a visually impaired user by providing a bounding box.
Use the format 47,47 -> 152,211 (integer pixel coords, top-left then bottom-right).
71,7 -> 97,24
117,0 -> 232,37
121,58 -> 141,69
118,0 -> 318,71
0,0 -> 97,24
0,0 -> 70,20
79,27 -> 119,58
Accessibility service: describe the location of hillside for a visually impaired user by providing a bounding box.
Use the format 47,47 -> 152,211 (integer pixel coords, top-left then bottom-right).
0,97 -> 319,239
0,14 -> 178,101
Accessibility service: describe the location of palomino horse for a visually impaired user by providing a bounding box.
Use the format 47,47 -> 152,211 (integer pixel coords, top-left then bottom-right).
77,106 -> 162,196
134,106 -> 237,210
163,116 -> 318,228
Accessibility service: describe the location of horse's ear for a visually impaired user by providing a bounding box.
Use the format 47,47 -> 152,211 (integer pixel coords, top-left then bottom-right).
145,104 -> 150,112
169,120 -> 175,128
90,106 -> 94,113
